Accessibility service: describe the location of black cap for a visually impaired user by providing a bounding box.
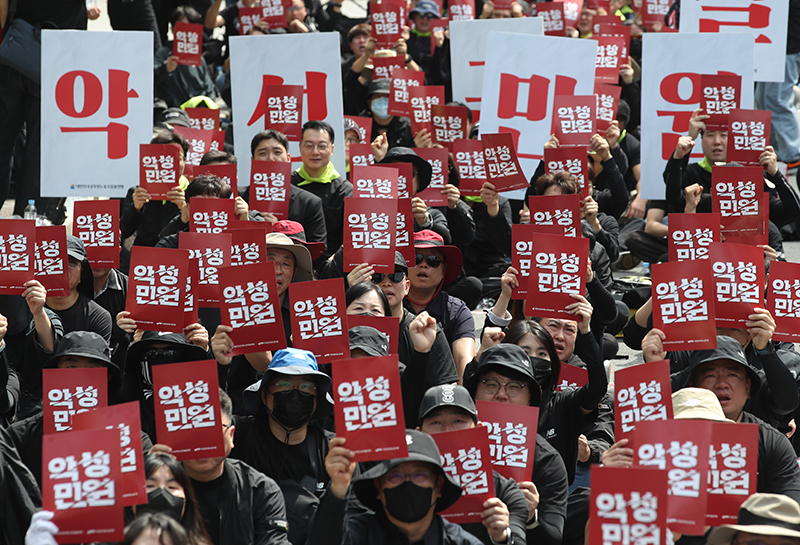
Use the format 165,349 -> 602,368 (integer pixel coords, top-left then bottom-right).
463,344 -> 542,407
159,107 -> 192,128
394,251 -> 408,272
683,336 -> 761,394
66,235 -> 87,262
125,331 -> 209,387
367,78 -> 391,98
418,384 -> 478,425
349,326 -> 390,357
47,331 -> 122,393
378,146 -> 432,193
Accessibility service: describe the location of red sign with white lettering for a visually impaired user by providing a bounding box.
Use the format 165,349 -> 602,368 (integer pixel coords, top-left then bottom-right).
525,233 -> 589,322
73,200 -> 120,268
126,246 -> 188,333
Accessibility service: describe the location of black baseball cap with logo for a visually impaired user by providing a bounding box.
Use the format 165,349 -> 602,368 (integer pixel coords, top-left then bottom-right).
418,384 -> 478,426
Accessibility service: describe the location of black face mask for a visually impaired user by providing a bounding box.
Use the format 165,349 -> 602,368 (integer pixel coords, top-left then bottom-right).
382,481 -> 436,523
271,389 -> 315,430
531,356 -> 552,387
145,487 -> 185,522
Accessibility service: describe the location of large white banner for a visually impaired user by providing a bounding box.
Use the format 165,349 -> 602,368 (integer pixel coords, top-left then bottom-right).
41,31 -> 153,198
229,33 -> 345,189
639,33 -> 754,200
479,33 -> 597,191
680,0 -> 787,83
450,18 -> 543,112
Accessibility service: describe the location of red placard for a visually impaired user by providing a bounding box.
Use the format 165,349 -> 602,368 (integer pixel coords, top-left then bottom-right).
172,21 -> 203,66
352,165 -> 399,199
238,6 -> 264,34
429,17 -> 448,54
179,232 -> 232,306
192,162 -> 237,188
346,314 -> 401,354
349,143 -> 375,172
185,107 -> 220,131
590,467 -> 669,545
481,132 -> 528,192
633,419 -> 712,535
219,262 -> 287,355
152,360 -> 225,460
42,429 -> 123,543
641,0 -> 669,25
396,162 -> 414,199
453,139 -> 486,196
431,104 -> 468,148
34,225 -> 70,297
344,116 -> 373,144
712,166 -> 769,245
190,197 -> 236,233
174,126 -> 225,167
524,233 -> 589,322
290,278 -> 349,362
709,243 -> 764,329
475,401 -> 538,483
0,218 -> 36,295
259,0 -> 292,29
767,261 -> 800,342
591,14 -> 618,33
613,360 -> 672,447
250,160 -> 291,219
594,35 -> 626,84
371,0 -> 405,48
552,95 -> 595,147
415,147 -> 449,206
43,368 -> 108,434
396,198 -> 415,267
510,224 -> 534,300
264,85 -> 303,141
449,0 -> 475,20
561,0 -> 583,28
434,426 -> 495,524
651,260 -> 716,351
727,109 -> 771,168
388,68 -> 425,118
700,74 -> 742,131
126,246 -> 188,333
668,213 -> 721,262
492,0 -> 512,10
343,197 -> 396,272
594,82 -> 622,134
372,55 -> 404,81
706,421 -> 758,526
597,23 -> 631,64
228,226 -> 269,267
409,85 -> 445,137
73,200 -> 120,268
535,2 -> 565,35
184,257 -> 199,327
543,146 -> 590,199
555,362 -> 588,392
527,194 -> 581,237
71,401 -> 147,507
332,355 -> 407,461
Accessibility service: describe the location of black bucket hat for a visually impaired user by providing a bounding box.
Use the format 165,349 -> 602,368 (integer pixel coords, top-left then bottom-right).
681,335 -> 761,395
349,326 -> 390,357
378,146 -> 433,193
46,331 -> 122,393
418,384 -> 478,426
463,344 -> 542,407
125,331 -> 209,387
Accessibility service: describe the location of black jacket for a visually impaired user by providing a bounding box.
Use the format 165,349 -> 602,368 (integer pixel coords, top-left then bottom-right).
527,435 -> 568,545
462,198 -> 512,278
291,171 -> 353,258
120,186 -> 183,248
740,412 -> 800,505
0,425 -> 40,545
462,471 -> 529,545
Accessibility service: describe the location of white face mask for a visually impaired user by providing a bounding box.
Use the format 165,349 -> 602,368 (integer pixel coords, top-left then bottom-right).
371,97 -> 390,119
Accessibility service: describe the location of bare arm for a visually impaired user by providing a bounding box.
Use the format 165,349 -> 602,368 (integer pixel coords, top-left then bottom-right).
0,0 -> 8,28
204,0 -> 224,30
643,208 -> 667,238
452,337 -> 475,384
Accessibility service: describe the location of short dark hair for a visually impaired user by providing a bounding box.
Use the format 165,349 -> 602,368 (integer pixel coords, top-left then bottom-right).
534,171 -> 579,195
124,513 -> 189,545
347,23 -> 371,43
345,281 -> 391,317
169,6 -> 202,26
302,120 -> 335,145
185,174 -> 233,201
251,130 -> 289,157
199,150 -> 236,165
219,388 -> 232,422
151,129 -> 189,156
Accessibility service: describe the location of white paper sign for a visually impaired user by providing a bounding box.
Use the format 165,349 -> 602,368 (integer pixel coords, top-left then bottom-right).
639,33 -> 754,200
680,0 -> 788,83
229,33 -> 345,190
41,30 -> 153,198
450,19 -> 544,112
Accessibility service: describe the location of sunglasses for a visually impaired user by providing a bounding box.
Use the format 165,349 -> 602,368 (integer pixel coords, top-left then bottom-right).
415,254 -> 443,268
371,272 -> 406,284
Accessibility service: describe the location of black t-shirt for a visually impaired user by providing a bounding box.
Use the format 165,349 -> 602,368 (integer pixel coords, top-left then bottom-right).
740,412 -> 800,504
191,473 -> 225,545
788,0 -> 800,54
527,434 -> 569,545
538,389 -> 595,485
47,294 -> 112,342
16,0 -> 85,28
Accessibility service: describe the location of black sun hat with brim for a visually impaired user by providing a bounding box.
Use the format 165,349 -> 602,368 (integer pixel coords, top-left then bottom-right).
46,331 -> 122,393
681,335 -> 761,396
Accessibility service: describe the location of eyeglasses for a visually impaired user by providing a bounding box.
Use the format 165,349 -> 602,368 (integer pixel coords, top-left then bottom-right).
384,469 -> 435,487
415,254 -> 443,268
142,348 -> 183,365
371,272 -> 405,284
302,142 -> 330,152
269,379 -> 317,396
481,379 -> 527,398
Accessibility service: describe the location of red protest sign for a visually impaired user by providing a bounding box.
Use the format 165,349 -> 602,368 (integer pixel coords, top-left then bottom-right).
594,82 -> 622,134
43,368 -> 108,434
613,360 -> 672,446
641,0 -> 670,25
434,426 -> 495,524
429,18 -> 448,54
594,36 -> 626,84
349,143 -> 375,173
388,68 -> 425,118
633,419 -> 712,535
190,197 -> 236,233
139,144 -> 178,192
34,225 -> 69,297
700,74 -> 742,131
290,278 -> 349,362
651,260 -> 716,351
333,354 -> 407,461
709,243 -> 764,329
524,233 -> 589,322
72,401 -> 147,507
73,200 -> 120,268
597,23 -> 631,64
174,126 -> 225,166
343,197 -> 396,272
453,139 -> 486,196
415,147 -> 449,206
346,314 -> 401,354
712,166 -> 769,245
431,104 -> 468,148
259,0 -> 292,29
371,0 -> 405,48
481,132 -> 528,192
345,115 -> 373,144
238,6 -> 263,34
706,421 -> 758,526
179,232 -> 232,306
372,55 -> 404,80
0,219 -> 36,295
219,262 -> 286,355
250,160 -> 291,219
185,107 -> 220,131
552,95 -> 595,147
449,0 -> 476,20
152,360 -> 225,460
184,257 -> 199,327
42,428 -> 123,543
409,85 -> 445,137
590,467 -> 669,545
172,21 -> 203,66
527,194 -> 581,237
192,162 -> 237,188
396,162 -> 414,199
511,224 -> 535,300
475,401 -> 538,483
126,246 -> 188,333
396,197 -> 415,267
544,146 -> 590,199
555,362 -> 588,392
591,13 -> 618,33
562,0 -> 584,30
727,109 -> 771,167
264,85 -> 303,141
535,2 -> 566,35
767,261 -> 800,342
352,165 -> 399,199
668,213 -> 721,262
228,226 -> 269,267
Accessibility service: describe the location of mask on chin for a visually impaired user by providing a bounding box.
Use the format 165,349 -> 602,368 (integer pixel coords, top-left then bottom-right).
382,481 -> 437,523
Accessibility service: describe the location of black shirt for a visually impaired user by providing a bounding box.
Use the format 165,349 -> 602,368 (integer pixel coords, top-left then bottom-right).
528,434 -> 569,545
191,473 -> 225,545
47,293 -> 112,342
740,412 -> 800,504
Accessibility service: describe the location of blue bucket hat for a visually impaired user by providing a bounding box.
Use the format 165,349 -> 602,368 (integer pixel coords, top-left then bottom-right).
409,0 -> 441,18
